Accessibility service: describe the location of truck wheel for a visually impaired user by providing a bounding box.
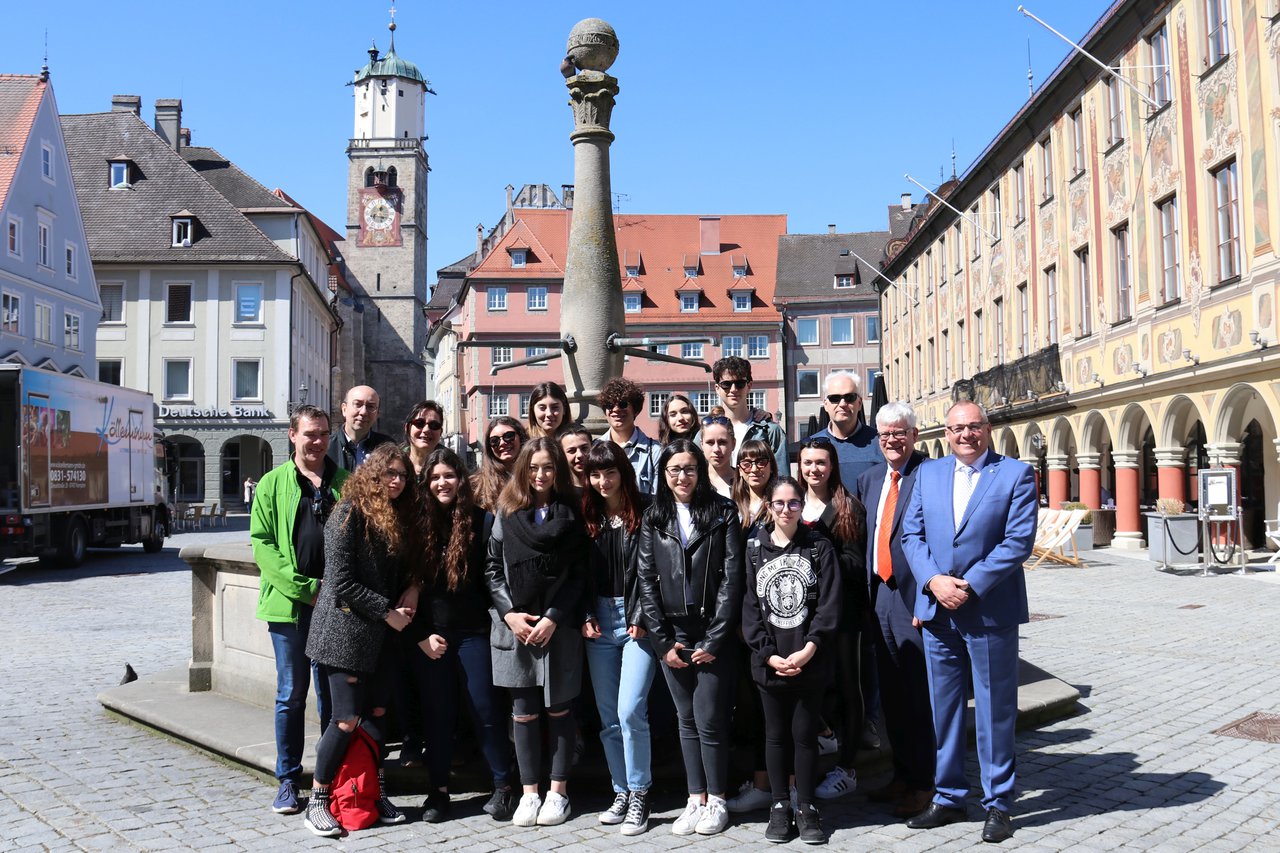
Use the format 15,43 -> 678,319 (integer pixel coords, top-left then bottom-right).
143,517 -> 167,554
58,518 -> 88,567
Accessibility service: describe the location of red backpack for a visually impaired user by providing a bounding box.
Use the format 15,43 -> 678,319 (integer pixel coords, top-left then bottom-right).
327,727 -> 380,831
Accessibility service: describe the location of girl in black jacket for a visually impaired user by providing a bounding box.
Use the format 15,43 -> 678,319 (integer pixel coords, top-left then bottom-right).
742,476 -> 842,845
303,444 -> 417,838
636,439 -> 743,837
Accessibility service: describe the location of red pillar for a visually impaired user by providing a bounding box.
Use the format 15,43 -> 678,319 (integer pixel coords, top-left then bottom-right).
1049,467 -> 1070,509
1078,454 -> 1102,509
1115,464 -> 1141,534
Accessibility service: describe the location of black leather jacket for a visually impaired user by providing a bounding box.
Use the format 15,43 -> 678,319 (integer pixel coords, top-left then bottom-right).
585,494 -> 652,628
636,497 -> 743,658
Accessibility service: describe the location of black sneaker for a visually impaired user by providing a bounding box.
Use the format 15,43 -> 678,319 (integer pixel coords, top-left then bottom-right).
303,792 -> 342,838
483,787 -> 515,822
600,792 -> 629,825
796,804 -> 827,845
375,771 -> 406,825
421,789 -> 450,823
765,800 -> 793,843
621,790 -> 649,836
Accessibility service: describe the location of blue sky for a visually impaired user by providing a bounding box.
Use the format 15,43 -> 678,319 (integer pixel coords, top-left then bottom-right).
5,0 -> 1113,281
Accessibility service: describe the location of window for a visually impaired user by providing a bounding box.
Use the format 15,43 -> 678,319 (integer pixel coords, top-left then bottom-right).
748,390 -> 766,411
109,160 -> 130,188
684,263 -> 698,278
975,310 -> 985,371
649,392 -> 670,418
37,223 -> 50,268
831,317 -> 854,345
1013,164 -> 1026,222
953,223 -> 963,272
166,283 -> 192,323
625,264 -> 640,278
924,250 -> 933,296
525,346 -> 548,362
680,292 -> 700,312
164,359 -> 192,400
172,218 -> 192,247
623,293 -> 641,313
1040,137 -> 1054,200
488,395 -> 509,417
1113,224 -> 1132,322
1105,76 -> 1125,146
681,342 -> 704,359
6,217 -> 18,257
747,335 -> 769,358
1070,108 -> 1085,174
1,293 -> 19,333
493,346 -> 512,365
970,205 -> 982,257
98,359 -> 122,386
927,338 -> 936,390
232,359 -> 261,400
1076,248 -> 1093,336
834,275 -> 853,288
733,292 -> 752,312
1206,0 -> 1231,65
1157,196 -> 1182,303
1212,160 -> 1240,281
990,184 -> 1002,241
1149,24 -> 1171,107
234,283 -> 263,324
797,370 -> 819,397
41,144 -> 53,181
65,243 -> 76,280
1017,284 -> 1030,354
97,283 -> 123,324
733,263 -> 748,279
518,393 -> 531,416
690,391 -> 713,416
722,336 -> 743,357
526,286 -> 547,311
941,328 -> 951,386
957,319 -> 967,378
1044,266 -> 1059,345
865,314 -> 881,343
35,303 -> 52,342
487,286 -> 507,311
796,318 -> 819,345
64,313 -> 81,351
510,249 -> 527,268
993,298 -> 1005,364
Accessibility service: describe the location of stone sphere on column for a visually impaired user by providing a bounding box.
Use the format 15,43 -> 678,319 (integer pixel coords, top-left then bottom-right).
566,18 -> 619,72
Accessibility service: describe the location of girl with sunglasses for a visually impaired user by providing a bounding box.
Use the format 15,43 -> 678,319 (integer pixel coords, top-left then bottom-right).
403,400 -> 445,482
742,476 -> 841,845
733,438 -> 778,533
473,417 -> 528,511
636,440 -> 743,836
659,394 -> 700,445
406,448 -> 515,823
700,415 -> 736,498
527,382 -> 573,440
485,438 -> 588,828
579,441 -> 655,835
301,444 -> 418,837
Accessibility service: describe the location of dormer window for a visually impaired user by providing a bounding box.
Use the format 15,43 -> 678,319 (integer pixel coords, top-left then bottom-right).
623,249 -> 642,278
681,253 -> 700,278
835,275 -> 854,289
733,265 -> 747,278
172,217 -> 193,247
730,253 -> 748,278
511,249 -> 527,268
625,264 -> 640,277
624,293 -> 642,313
733,292 -> 752,312
684,265 -> 699,278
680,292 -> 700,312
109,160 -> 131,189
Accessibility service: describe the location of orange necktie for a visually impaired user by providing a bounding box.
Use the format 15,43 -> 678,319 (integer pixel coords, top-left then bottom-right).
876,470 -> 901,583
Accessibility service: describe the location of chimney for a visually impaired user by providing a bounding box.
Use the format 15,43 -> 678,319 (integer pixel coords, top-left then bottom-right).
476,223 -> 484,257
827,224 -> 836,234
561,184 -> 574,209
699,216 -> 721,256
154,99 -> 183,150
111,94 -> 141,116
900,192 -> 913,210
179,127 -> 191,147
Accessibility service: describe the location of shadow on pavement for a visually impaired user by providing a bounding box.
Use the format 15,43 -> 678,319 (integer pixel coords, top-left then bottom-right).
0,546 -> 190,585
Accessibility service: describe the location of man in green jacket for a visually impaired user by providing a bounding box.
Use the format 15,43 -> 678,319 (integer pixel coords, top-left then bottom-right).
251,404 -> 350,815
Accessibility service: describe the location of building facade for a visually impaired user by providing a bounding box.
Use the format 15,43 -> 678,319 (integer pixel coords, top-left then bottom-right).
64,97 -> 340,505
880,0 -> 1280,549
0,72 -> 100,376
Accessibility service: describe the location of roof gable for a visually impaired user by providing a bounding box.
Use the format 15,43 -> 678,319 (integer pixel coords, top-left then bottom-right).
0,75 -> 45,213
471,218 -> 563,277
774,231 -> 889,301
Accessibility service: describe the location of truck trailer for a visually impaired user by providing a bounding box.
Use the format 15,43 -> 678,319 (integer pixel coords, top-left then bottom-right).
1,365 -> 168,565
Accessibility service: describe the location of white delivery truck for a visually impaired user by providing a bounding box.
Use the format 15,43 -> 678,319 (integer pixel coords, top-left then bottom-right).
0,364 -> 169,566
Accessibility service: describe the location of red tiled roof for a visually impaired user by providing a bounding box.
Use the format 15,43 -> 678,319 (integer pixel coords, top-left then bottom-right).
472,217 -> 564,277
0,75 -> 46,213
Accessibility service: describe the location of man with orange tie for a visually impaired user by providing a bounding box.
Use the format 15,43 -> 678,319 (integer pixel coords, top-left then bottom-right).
853,402 -> 934,819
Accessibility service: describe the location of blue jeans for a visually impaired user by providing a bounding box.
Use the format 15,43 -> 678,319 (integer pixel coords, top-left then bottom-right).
583,596 -> 657,793
267,606 -> 331,782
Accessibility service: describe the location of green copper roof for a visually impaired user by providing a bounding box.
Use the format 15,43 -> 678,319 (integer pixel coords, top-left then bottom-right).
352,47 -> 431,88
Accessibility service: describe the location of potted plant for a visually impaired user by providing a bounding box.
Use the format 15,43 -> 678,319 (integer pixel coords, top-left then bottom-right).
1147,498 -> 1199,566
1061,501 -> 1093,553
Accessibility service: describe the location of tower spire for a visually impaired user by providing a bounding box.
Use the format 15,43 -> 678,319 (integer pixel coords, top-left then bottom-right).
388,0 -> 397,51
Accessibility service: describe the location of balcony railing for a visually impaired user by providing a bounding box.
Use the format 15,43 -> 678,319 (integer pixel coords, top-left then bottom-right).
347,138 -> 423,150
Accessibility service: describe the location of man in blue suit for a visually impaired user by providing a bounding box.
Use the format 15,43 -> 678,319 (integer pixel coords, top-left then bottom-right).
901,401 -> 1036,844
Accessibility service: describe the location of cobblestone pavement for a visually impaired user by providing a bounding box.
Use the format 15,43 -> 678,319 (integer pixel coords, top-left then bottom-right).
3,522 -> 1280,851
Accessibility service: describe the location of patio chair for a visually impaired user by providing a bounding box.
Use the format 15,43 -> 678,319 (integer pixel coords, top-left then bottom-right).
1026,508 -> 1088,570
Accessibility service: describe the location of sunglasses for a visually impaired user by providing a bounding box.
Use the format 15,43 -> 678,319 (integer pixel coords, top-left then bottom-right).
717,379 -> 749,391
702,415 -> 731,427
769,499 -> 803,513
738,458 -> 771,471
826,392 -> 860,405
489,432 -> 519,449
311,491 -> 330,519
410,418 -> 443,431
604,401 -> 631,412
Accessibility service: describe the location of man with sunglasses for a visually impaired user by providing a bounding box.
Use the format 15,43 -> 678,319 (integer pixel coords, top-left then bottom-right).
811,371 -> 882,487
710,356 -> 788,474
600,377 -> 661,494
251,405 -> 351,817
328,385 -> 395,472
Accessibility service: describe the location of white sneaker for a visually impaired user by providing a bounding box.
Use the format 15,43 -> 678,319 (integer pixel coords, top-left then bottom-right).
695,795 -> 730,835
816,767 -> 857,800
512,792 -> 541,827
672,799 -> 704,836
536,791 -> 571,826
726,780 -> 772,813
817,732 -> 839,756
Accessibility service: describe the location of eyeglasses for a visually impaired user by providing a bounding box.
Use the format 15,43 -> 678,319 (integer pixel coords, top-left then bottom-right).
878,429 -> 913,441
769,499 -> 803,513
717,379 -> 749,391
738,458 -> 771,471
383,469 -> 409,482
945,422 -> 989,436
410,418 -> 443,431
664,465 -> 699,478
489,432 -> 519,449
604,401 -> 630,412
702,415 -> 731,427
826,392 -> 859,405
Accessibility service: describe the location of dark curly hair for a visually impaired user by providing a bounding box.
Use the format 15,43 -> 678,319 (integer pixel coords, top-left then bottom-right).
337,443 -> 417,557
418,447 -> 475,592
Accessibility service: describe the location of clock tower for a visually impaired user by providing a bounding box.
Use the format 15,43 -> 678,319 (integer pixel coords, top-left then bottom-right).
343,9 -> 433,423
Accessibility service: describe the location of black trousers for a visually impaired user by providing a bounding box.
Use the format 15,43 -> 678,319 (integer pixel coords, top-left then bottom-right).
870,578 -> 935,790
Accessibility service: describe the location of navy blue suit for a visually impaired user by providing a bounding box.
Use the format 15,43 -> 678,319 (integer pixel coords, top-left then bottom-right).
901,451 -> 1036,813
856,451 -> 934,792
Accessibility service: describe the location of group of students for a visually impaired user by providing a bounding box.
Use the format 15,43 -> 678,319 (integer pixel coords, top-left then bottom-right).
252,358 -> 882,845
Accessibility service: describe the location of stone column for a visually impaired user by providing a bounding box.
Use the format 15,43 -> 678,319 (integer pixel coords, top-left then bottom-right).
1113,450 -> 1144,549
1046,455 -> 1071,509
1077,453 -> 1102,509
561,19 -> 625,433
1154,446 -> 1187,504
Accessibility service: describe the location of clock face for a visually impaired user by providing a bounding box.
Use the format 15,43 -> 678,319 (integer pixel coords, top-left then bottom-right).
364,198 -> 395,229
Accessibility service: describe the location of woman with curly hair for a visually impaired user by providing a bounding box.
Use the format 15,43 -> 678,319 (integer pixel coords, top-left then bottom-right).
485,438 -> 588,828
472,416 -> 528,511
659,394 -> 699,445
732,438 -> 778,534
302,444 -> 418,837
526,382 -> 573,439
403,400 -> 445,481
406,448 -> 515,823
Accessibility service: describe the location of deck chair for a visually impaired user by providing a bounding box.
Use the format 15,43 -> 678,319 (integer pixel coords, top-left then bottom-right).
1032,509 -> 1066,550
1266,514 -> 1280,566
1026,509 -> 1087,570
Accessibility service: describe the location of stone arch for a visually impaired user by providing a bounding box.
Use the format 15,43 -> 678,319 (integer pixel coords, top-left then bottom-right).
932,439 -> 946,459
220,435 -> 273,503
1049,416 -> 1076,458
1212,382 -> 1278,445
1212,383 -> 1279,545
996,427 -> 1019,459
1080,410 -> 1111,456
1117,402 -> 1154,453
1160,394 -> 1206,448
167,434 -> 205,503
